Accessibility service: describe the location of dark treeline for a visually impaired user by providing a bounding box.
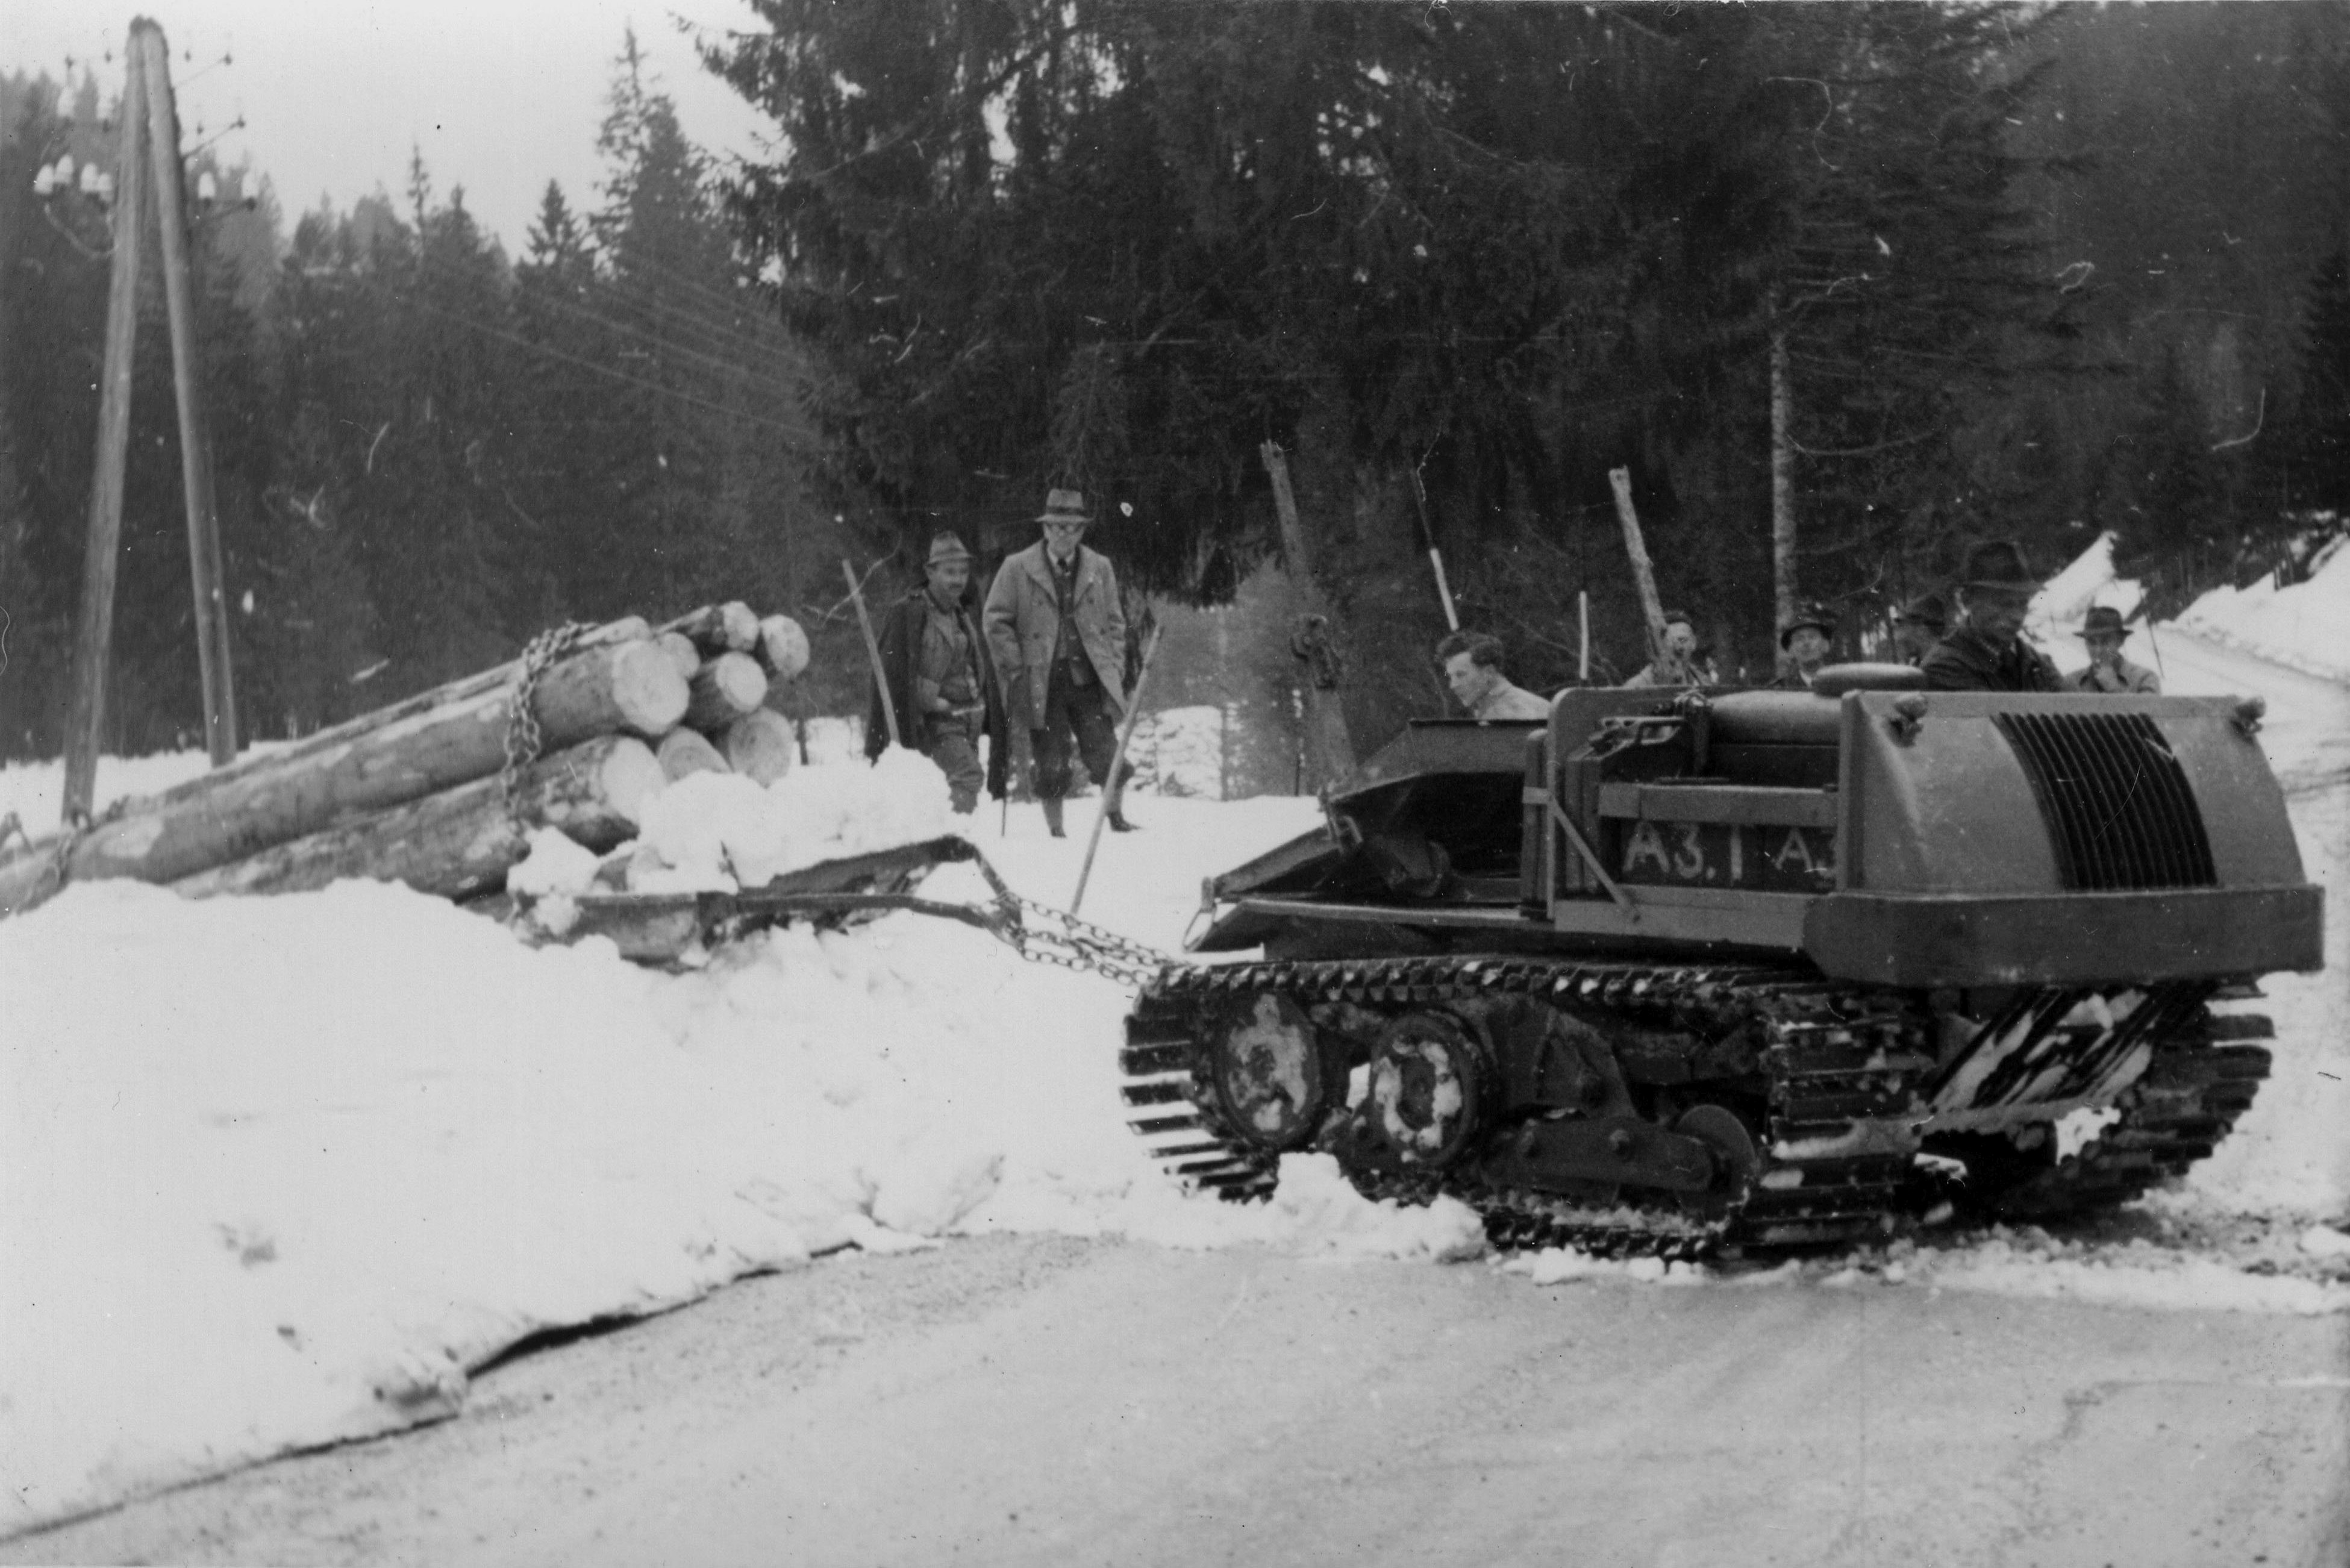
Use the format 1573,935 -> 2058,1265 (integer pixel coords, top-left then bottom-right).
708,0 -> 2350,732
0,38 -> 858,761
1,5 -> 2346,764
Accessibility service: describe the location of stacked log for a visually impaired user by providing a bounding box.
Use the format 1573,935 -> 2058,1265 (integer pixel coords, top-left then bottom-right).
0,602 -> 815,917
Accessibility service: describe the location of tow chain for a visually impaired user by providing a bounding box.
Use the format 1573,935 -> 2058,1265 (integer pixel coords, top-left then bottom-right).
500,622 -> 595,828
944,841 -> 1180,988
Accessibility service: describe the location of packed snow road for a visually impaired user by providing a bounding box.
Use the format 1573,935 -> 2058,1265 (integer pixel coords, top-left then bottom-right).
8,1234 -> 2346,1568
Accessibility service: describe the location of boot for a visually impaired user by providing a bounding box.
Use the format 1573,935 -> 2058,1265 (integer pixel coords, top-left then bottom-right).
1105,786 -> 1136,834
1042,796 -> 1066,839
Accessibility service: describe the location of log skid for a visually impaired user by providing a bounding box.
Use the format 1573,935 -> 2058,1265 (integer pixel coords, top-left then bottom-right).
0,635 -> 684,916
686,652 -> 769,732
657,728 -> 732,782
172,735 -> 664,902
722,709 -> 796,786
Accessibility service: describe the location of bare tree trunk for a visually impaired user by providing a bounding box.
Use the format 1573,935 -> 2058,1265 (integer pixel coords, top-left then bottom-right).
1260,441 -> 1356,789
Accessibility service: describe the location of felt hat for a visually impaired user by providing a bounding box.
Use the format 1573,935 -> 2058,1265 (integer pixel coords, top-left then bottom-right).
1956,538 -> 2040,593
925,531 -> 973,568
2077,605 -> 2130,640
1778,602 -> 1836,650
1034,488 -> 1092,526
1893,592 -> 1949,631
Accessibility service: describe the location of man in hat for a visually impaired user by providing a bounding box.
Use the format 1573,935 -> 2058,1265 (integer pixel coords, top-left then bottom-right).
867,531 -> 1008,814
984,488 -> 1134,836
1772,604 -> 1837,689
2069,605 -> 2161,694
1919,539 -> 2064,693
1622,610 -> 1720,689
1891,592 -> 1949,667
1439,630 -> 1552,719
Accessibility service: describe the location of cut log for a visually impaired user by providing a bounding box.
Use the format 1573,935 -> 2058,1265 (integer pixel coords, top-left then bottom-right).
722,709 -> 797,786
657,727 -> 731,781
655,631 -> 701,679
757,614 -> 811,681
0,634 -> 685,917
686,652 -> 768,731
662,602 -> 759,655
172,735 -> 664,902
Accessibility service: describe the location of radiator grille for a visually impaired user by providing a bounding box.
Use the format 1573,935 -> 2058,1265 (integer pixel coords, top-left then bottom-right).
1995,711 -> 2216,890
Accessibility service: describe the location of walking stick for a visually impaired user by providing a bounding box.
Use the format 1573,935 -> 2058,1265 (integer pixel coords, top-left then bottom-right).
843,559 -> 899,749
1071,623 -> 1164,914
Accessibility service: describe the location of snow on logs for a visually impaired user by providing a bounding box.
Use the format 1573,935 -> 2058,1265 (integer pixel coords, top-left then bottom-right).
0,604 -> 814,916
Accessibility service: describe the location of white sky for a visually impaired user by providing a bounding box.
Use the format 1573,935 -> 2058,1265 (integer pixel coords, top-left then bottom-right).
1,1 -> 777,252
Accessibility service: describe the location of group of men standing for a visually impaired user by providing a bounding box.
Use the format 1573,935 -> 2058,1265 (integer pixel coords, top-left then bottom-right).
865,488 -> 1133,835
868,501 -> 2163,820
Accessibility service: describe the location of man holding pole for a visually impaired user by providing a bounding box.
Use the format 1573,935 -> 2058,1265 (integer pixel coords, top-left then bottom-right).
864,532 -> 1007,814
984,488 -> 1135,837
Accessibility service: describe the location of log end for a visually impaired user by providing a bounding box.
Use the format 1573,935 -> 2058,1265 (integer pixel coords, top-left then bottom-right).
757,614 -> 811,681
718,601 -> 761,652
656,727 -> 733,782
598,736 -> 668,828
686,652 -> 769,731
722,709 -> 797,787
611,640 -> 693,738
655,631 -> 702,679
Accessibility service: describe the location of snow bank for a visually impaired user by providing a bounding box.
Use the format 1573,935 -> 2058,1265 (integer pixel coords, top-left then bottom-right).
2173,532 -> 2350,684
1126,705 -> 1226,799
0,779 -> 1367,1529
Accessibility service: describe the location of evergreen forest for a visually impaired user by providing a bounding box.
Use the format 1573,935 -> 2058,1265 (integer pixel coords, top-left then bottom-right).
1,2 -> 2346,766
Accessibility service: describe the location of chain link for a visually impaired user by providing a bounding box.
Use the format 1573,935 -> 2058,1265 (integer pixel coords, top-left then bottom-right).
943,839 -> 1181,987
501,622 -> 596,828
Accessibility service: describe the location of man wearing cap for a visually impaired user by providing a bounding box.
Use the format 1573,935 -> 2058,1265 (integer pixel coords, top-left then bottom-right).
1892,593 -> 1949,667
2069,605 -> 2161,694
1622,610 -> 1719,689
984,488 -> 1134,837
1771,604 -> 1837,689
867,531 -> 1008,814
1439,630 -> 1552,719
1919,539 -> 2065,693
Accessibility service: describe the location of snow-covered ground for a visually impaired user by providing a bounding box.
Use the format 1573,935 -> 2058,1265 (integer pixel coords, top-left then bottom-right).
3,569 -> 2345,1532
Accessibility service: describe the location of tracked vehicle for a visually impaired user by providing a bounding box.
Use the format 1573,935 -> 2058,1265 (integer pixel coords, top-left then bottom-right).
1122,669 -> 2323,1256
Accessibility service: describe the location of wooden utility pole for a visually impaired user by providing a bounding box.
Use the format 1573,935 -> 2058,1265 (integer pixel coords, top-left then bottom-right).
1770,326 -> 1798,650
60,20 -> 241,824
1607,467 -> 1669,666
60,54 -> 151,822
1259,441 -> 1355,789
139,22 -> 238,766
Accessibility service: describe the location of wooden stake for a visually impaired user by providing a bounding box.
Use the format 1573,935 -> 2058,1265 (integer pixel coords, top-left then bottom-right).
844,560 -> 899,748
60,49 -> 149,825
1071,623 -> 1163,915
1258,441 -> 1355,788
137,22 -> 238,766
1607,467 -> 1669,666
1771,326 -> 1798,657
1578,589 -> 1590,682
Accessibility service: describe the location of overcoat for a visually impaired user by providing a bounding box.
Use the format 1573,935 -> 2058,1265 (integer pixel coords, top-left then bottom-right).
983,540 -> 1129,720
865,586 -> 1011,800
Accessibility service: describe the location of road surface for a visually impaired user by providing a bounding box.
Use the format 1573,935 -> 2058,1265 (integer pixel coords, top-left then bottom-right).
6,1233 -> 2345,1568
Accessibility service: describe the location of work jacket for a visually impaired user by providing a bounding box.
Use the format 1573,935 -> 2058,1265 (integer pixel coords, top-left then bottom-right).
1919,626 -> 2065,693
983,540 -> 1129,720
866,586 -> 1011,799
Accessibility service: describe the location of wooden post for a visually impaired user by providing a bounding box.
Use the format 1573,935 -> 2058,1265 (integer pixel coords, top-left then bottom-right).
138,22 -> 239,765
1071,622 -> 1163,914
60,45 -> 149,825
1607,467 -> 1669,667
1407,466 -> 1460,631
1258,441 -> 1355,788
1578,589 -> 1590,682
843,560 -> 899,748
1770,326 -> 1798,655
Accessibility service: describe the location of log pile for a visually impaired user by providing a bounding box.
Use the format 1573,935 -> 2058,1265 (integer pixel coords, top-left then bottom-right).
0,603 -> 813,918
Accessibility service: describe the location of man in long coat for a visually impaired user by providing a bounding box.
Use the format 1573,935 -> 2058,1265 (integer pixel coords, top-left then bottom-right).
984,489 -> 1133,837
866,531 -> 1008,813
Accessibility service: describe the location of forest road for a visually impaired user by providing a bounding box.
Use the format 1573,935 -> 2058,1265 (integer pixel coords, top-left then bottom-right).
8,1232 -> 2346,1568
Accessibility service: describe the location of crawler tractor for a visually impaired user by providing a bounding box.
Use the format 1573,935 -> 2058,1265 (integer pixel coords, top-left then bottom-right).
1121,669 -> 2323,1257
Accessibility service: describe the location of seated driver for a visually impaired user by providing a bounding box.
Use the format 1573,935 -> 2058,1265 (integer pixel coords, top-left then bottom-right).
1437,630 -> 1551,720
